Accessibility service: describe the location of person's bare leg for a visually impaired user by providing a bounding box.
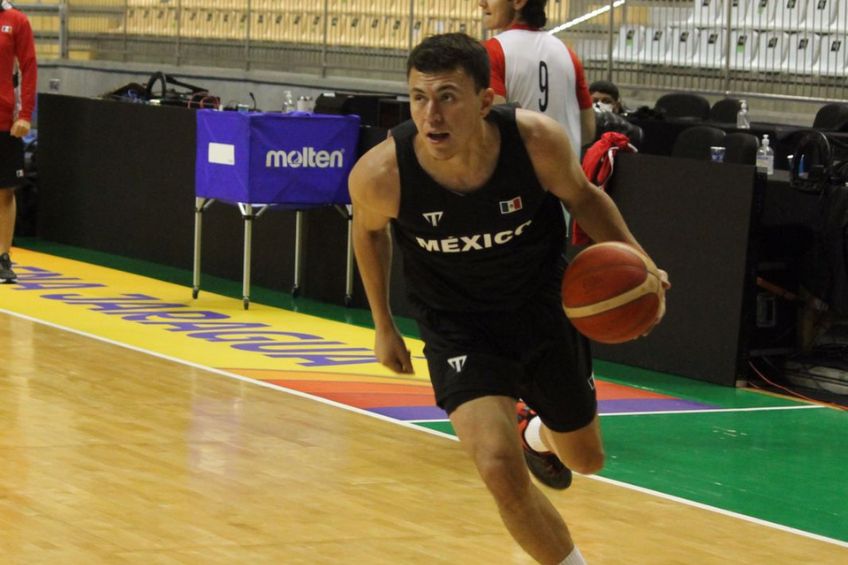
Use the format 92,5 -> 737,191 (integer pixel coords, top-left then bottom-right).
541,414 -> 605,476
450,396 -> 574,564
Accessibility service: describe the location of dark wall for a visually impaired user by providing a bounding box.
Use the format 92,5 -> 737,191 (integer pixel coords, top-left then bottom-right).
598,153 -> 761,385
37,94 -> 766,386
36,93 -> 397,310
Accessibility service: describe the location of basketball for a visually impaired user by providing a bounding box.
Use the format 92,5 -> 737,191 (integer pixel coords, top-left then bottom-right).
562,242 -> 663,344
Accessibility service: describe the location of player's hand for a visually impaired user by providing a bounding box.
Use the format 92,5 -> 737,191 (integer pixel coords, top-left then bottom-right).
642,268 -> 670,337
10,119 -> 30,138
374,325 -> 414,374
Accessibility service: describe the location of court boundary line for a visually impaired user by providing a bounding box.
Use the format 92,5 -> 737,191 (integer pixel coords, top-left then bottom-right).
408,404 -> 824,422
3,307 -> 846,550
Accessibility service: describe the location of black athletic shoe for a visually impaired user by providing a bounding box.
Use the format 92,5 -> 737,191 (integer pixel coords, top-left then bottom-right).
0,253 -> 16,283
517,402 -> 573,490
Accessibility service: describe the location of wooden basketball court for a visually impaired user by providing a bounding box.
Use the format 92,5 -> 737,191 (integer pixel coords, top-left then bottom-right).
1,247 -> 846,563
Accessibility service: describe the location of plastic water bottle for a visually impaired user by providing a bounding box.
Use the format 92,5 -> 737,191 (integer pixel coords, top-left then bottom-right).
736,99 -> 751,129
756,134 -> 774,175
282,90 -> 295,113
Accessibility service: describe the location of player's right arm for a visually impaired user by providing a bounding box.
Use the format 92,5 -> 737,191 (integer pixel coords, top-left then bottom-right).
349,139 -> 414,374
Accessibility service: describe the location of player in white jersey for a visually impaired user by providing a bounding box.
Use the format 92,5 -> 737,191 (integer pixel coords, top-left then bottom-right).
480,0 -> 595,153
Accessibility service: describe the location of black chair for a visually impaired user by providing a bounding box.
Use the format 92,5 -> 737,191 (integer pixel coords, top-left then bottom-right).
724,132 -> 759,165
655,92 -> 711,120
709,98 -> 742,124
671,125 -> 726,161
812,103 -> 848,132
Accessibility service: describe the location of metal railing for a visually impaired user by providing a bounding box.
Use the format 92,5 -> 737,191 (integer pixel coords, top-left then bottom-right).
20,0 -> 848,102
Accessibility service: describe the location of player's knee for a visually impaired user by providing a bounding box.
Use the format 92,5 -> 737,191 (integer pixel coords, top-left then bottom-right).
475,450 -> 529,506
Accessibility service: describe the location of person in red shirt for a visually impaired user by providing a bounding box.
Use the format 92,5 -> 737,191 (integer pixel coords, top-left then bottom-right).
480,0 -> 595,153
0,1 -> 36,282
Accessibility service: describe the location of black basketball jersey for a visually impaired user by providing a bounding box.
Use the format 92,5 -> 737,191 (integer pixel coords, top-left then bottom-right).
391,105 -> 566,313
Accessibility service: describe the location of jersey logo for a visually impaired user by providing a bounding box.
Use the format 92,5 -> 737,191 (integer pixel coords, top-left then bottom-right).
422,211 -> 443,226
499,196 -> 523,214
1,26 -> 12,34
16,169 -> 23,178
447,355 -> 467,372
415,219 -> 532,253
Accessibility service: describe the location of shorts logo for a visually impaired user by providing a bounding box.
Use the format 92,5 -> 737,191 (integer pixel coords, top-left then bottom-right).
587,372 -> 595,391
16,169 -> 24,178
499,196 -> 523,214
422,211 -> 443,227
1,26 -> 11,34
447,355 -> 467,372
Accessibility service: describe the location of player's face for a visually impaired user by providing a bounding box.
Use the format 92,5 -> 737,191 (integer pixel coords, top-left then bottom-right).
408,67 -> 493,161
479,0 -> 517,31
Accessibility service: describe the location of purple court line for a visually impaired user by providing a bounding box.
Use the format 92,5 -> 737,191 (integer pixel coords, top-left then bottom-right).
371,398 -> 713,421
600,398 -> 712,413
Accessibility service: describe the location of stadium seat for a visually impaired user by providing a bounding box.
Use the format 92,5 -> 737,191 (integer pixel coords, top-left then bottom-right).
642,27 -> 670,63
750,31 -> 789,72
665,28 -> 700,66
811,35 -> 848,76
688,0 -> 724,26
727,0 -> 750,26
671,125 -> 727,160
724,132 -> 760,164
812,103 -> 848,131
656,92 -> 712,120
612,25 -> 644,62
804,0 -> 837,31
709,98 -> 743,123
770,0 -> 807,29
693,29 -> 726,68
780,32 -> 820,73
728,30 -> 757,69
744,0 -> 778,28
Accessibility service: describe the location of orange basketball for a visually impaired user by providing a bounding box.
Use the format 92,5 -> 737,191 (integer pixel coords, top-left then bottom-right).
562,242 -> 663,344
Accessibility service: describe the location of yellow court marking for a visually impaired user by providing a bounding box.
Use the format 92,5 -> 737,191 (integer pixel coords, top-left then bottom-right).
2,247 -> 430,380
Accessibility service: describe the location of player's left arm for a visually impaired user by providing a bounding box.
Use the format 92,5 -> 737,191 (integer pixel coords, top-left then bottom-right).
517,109 -> 670,293
517,110 -> 637,246
11,12 -> 37,138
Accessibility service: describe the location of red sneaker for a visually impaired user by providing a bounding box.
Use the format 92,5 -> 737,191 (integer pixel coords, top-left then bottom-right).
516,402 -> 572,490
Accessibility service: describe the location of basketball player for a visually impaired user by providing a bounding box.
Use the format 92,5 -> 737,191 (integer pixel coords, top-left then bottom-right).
350,33 -> 668,564
480,0 -> 595,151
0,1 -> 36,282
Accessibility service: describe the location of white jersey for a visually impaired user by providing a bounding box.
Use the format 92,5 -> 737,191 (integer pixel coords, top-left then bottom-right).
484,28 -> 590,153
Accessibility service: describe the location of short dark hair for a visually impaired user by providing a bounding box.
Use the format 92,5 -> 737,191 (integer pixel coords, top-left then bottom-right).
522,0 -> 548,29
589,80 -> 620,101
407,33 -> 490,92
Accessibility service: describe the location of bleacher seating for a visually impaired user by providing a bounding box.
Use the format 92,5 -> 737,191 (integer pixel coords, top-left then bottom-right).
642,27 -> 670,63
812,35 -> 848,75
744,0 -> 778,28
665,28 -> 700,66
781,32 -> 820,73
750,31 -> 789,71
771,0 -> 807,29
689,0 -> 724,26
693,29 -> 726,68
612,25 -> 644,62
728,30 -> 756,69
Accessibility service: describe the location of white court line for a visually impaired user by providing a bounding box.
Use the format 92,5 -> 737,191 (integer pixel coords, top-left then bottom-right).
3,308 -> 846,550
409,403 -> 823,424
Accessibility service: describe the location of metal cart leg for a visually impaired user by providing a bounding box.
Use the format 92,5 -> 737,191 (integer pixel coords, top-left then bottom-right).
344,204 -> 354,307
240,203 -> 253,310
192,197 -> 213,299
292,210 -> 304,297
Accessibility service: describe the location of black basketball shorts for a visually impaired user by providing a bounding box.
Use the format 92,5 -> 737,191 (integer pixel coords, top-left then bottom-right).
416,293 -> 597,433
0,132 -> 25,188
